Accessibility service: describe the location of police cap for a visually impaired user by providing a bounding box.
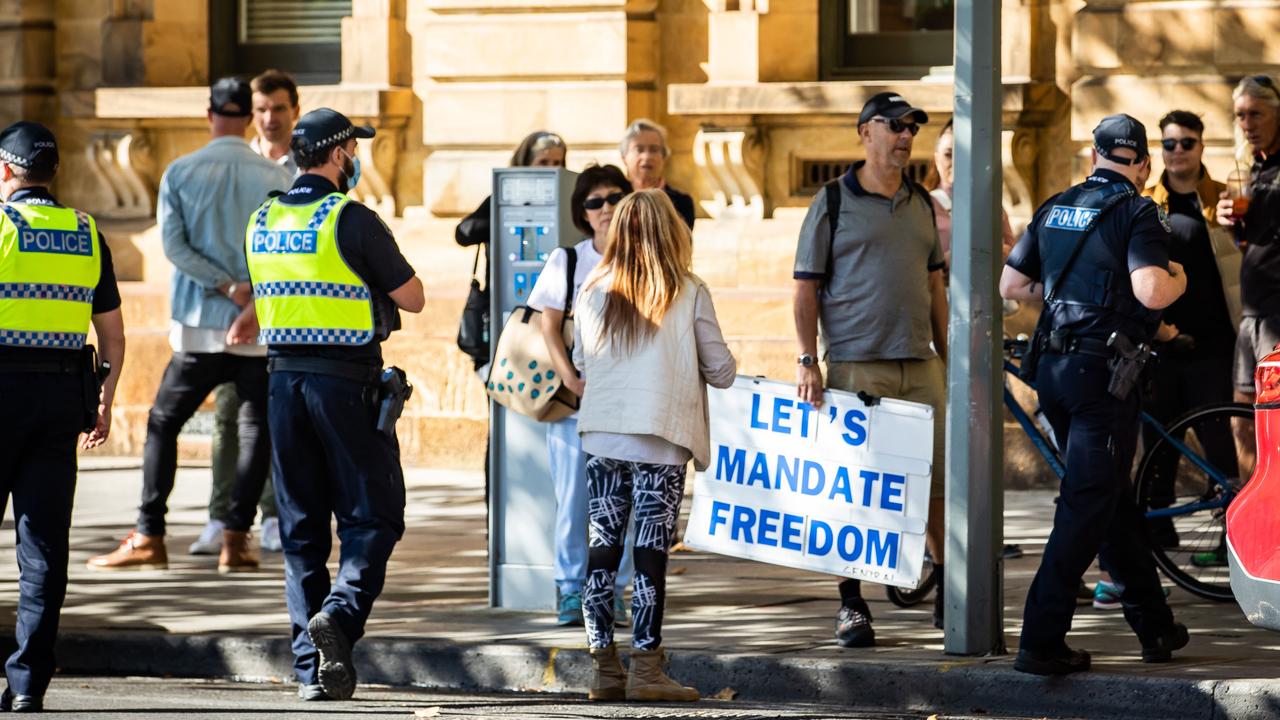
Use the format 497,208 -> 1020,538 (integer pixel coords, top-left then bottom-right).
210,77 -> 252,117
290,108 -> 375,155
1093,114 -> 1149,165
0,121 -> 58,173
857,92 -> 929,127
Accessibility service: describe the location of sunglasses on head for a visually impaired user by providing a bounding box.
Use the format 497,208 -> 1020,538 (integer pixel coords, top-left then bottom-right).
1253,75 -> 1280,102
583,192 -> 625,211
1161,137 -> 1198,152
870,116 -> 920,136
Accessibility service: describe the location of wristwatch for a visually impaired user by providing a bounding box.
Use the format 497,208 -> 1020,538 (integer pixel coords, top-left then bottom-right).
797,353 -> 816,367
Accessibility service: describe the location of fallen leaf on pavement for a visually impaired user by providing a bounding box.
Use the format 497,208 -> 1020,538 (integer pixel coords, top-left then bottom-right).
669,566 -> 686,575
414,708 -> 442,717
712,687 -> 737,700
670,542 -> 693,553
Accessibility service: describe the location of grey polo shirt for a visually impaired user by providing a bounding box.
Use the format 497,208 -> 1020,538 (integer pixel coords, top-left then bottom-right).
793,162 -> 945,362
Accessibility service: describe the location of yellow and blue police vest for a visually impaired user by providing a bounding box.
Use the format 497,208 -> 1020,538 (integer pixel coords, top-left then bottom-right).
244,192 -> 375,345
0,202 -> 100,349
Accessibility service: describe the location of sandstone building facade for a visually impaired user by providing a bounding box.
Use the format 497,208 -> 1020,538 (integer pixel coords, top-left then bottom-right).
0,0 -> 1269,480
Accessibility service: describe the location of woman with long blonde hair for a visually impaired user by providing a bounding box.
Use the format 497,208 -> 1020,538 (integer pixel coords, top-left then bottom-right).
572,189 -> 736,702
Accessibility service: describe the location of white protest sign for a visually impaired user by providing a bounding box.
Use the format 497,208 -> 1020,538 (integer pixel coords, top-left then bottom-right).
683,375 -> 934,589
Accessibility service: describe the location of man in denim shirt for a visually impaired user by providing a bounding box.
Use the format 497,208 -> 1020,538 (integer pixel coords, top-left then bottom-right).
88,78 -> 292,574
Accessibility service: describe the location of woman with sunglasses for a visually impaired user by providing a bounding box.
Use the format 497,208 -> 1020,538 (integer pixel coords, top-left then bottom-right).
573,189 -> 736,702
922,118 -> 1016,280
526,164 -> 636,626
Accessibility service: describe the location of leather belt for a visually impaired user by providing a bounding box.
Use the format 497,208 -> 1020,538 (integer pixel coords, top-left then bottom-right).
1048,335 -> 1114,359
267,356 -> 381,384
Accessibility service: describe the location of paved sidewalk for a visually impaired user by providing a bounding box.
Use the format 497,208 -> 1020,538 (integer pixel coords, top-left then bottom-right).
2,459 -> 1278,719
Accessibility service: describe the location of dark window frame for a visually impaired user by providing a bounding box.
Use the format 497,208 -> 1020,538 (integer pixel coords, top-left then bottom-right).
819,0 -> 955,81
208,0 -> 345,85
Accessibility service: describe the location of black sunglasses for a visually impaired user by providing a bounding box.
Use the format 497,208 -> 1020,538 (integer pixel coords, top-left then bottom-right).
583,192 -> 626,211
1253,75 -> 1280,102
1161,137 -> 1198,152
870,117 -> 920,136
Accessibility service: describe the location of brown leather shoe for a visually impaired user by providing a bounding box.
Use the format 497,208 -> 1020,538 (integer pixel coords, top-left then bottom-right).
87,531 -> 168,571
218,530 -> 259,573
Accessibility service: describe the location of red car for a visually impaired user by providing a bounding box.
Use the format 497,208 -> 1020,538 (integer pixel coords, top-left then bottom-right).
1228,347 -> 1280,630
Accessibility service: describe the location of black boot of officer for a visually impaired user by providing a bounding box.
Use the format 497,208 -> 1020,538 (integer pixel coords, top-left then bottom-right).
1000,114 -> 1191,674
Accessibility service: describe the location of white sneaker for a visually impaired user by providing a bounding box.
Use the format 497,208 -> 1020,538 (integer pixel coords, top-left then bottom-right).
189,519 -> 225,555
260,516 -> 283,553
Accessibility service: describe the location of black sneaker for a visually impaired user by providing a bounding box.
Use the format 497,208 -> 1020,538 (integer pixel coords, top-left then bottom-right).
1014,646 -> 1091,675
0,688 -> 42,712
1141,622 -> 1190,663
297,683 -> 330,701
1001,544 -> 1024,559
307,611 -> 356,700
835,604 -> 876,648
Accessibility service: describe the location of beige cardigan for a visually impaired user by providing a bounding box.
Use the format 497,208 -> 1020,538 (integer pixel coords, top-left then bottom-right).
574,273 -> 733,470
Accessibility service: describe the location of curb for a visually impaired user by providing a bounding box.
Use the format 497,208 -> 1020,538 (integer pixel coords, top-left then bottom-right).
53,631 -> 1275,720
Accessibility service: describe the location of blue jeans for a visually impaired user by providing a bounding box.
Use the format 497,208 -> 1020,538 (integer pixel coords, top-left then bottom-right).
547,417 -> 633,596
268,370 -> 406,685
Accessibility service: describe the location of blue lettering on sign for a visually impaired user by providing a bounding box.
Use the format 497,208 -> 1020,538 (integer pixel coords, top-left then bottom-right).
712,444 -> 909,512
1044,205 -> 1098,232
18,229 -> 93,256
703,501 -> 901,569
251,229 -> 318,254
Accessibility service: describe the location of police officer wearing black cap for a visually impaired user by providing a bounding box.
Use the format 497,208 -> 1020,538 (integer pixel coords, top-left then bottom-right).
0,121 -> 125,711
1001,114 -> 1190,674
239,107 -> 424,701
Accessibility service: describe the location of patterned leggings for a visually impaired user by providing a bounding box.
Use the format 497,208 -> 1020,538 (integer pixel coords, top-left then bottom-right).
583,455 -> 686,650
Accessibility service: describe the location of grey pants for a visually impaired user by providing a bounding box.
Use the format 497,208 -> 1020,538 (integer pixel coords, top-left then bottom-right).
211,383 -> 276,521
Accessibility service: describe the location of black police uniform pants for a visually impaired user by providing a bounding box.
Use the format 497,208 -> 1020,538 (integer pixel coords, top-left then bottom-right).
268,370 -> 406,685
0,371 -> 82,698
139,352 -> 270,535
1021,353 -> 1176,653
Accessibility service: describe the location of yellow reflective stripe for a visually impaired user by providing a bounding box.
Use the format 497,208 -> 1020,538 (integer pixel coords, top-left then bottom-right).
0,203 -> 100,348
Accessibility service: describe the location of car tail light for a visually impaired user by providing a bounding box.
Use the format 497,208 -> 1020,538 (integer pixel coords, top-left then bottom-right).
1257,346 -> 1280,404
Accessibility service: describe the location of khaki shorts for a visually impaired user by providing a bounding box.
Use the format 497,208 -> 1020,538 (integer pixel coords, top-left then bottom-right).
826,356 -> 946,499
1234,316 -> 1280,394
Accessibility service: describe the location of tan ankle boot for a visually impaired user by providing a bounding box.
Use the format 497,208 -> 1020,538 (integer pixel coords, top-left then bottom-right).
625,647 -> 699,702
218,530 -> 259,573
86,531 -> 168,571
588,644 -> 627,701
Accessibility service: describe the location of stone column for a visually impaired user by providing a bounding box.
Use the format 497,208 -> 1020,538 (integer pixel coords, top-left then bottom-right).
342,0 -> 411,86
0,0 -> 55,128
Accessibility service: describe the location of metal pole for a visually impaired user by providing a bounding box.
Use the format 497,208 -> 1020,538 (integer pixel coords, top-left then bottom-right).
944,0 -> 1005,655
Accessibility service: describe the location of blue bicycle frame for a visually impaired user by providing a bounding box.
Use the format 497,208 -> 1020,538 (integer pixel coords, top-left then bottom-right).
1003,358 -> 1237,516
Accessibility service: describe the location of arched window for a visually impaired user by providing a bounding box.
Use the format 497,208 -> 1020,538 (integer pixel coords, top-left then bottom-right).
820,0 -> 955,80
209,0 -> 352,84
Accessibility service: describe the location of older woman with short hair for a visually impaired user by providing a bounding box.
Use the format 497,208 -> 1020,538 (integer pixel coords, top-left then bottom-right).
619,119 -> 695,229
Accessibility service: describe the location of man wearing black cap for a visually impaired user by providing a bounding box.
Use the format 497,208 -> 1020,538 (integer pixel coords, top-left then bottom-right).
240,107 -> 424,701
88,77 -> 292,574
1001,114 -> 1190,674
793,91 -> 950,648
0,120 -> 125,711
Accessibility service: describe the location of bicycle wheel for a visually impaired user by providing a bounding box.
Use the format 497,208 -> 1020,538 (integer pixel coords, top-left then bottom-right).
1135,401 -> 1255,602
886,553 -> 937,607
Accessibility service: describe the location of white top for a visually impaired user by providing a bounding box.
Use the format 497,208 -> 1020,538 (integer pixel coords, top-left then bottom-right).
527,238 -> 603,314
169,321 -> 267,357
249,135 -> 299,177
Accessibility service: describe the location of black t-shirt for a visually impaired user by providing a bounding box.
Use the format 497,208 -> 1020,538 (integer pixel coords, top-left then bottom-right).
1161,186 -> 1234,352
265,175 -> 416,365
1242,151 -> 1280,318
0,187 -> 122,363
663,185 -> 696,230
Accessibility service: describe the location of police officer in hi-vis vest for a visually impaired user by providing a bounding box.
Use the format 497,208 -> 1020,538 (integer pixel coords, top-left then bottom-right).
1000,115 -> 1189,675
0,121 -> 124,712
238,108 -> 424,702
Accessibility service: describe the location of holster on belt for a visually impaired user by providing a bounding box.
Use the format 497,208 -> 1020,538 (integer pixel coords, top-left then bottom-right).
376,366 -> 412,437
1106,332 -> 1153,401
80,344 -> 108,432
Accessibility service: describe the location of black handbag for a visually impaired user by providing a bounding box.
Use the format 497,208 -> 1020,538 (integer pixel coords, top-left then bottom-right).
457,246 -> 490,371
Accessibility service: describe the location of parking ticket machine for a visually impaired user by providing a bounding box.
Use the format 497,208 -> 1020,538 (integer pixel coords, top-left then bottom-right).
488,167 -> 580,610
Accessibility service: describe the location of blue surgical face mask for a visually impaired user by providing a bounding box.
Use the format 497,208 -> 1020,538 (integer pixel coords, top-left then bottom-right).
339,147 -> 361,194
